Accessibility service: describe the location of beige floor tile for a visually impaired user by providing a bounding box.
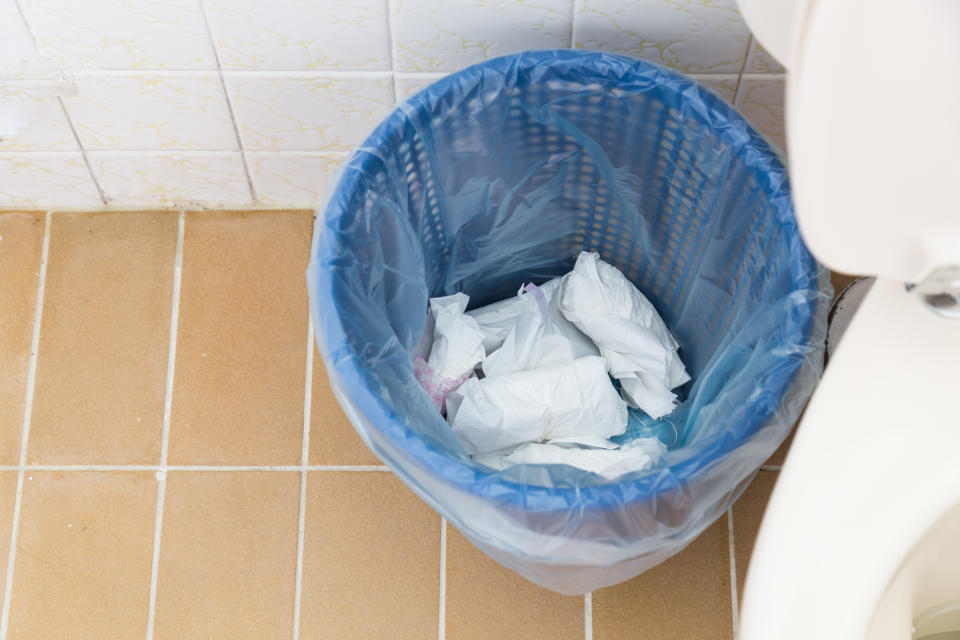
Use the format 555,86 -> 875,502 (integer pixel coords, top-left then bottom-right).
29,212 -> 177,464
300,471 -> 440,639
309,347 -> 380,465
0,213 -> 44,464
732,470 -> 779,604
154,471 -> 300,640
8,472 -> 156,640
830,270 -> 860,301
0,472 -> 20,583
445,527 -> 583,640
593,518 -> 732,640
168,211 -> 311,465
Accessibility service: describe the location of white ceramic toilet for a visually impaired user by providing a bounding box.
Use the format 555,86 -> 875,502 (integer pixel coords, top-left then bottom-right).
734,1 -> 960,638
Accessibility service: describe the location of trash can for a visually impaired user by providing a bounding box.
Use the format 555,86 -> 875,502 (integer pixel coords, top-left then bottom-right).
307,50 -> 829,595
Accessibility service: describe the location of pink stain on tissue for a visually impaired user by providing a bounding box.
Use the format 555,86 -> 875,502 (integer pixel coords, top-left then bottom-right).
414,355 -> 471,413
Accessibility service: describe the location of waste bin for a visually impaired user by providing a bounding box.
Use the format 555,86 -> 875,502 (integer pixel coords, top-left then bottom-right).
307,49 -> 829,595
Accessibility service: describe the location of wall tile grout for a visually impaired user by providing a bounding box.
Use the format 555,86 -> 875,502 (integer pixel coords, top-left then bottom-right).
0,150 -> 352,156
584,592 -> 593,640
732,34 -> 754,106
568,0 -> 578,48
0,211 -> 51,640
727,509 -> 739,638
11,0 -> 38,50
291,312 -> 315,640
743,36 -> 758,75
144,208 -> 184,640
195,0 -> 257,203
65,68 -> 399,76
438,518 -> 446,640
0,465 -> 390,472
10,0 -> 108,206
38,68 -> 750,77
383,0 -> 400,103
56,98 -> 109,205
0,205 -> 313,214
739,73 -> 786,79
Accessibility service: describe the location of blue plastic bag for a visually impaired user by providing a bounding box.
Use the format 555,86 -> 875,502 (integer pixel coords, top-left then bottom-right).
308,50 -> 829,594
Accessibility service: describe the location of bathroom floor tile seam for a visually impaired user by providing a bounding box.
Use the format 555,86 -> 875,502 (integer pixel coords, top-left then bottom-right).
0,208 -> 784,640
0,208 -> 325,640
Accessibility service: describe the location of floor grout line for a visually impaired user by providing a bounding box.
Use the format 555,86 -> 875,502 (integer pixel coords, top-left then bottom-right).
438,518 -> 446,640
291,316 -> 314,640
160,210 -> 184,468
144,476 -> 166,640
145,208 -> 184,640
0,211 -> 51,640
301,319 -> 314,468
292,469 -> 309,640
727,509 -> 740,638
306,465 -> 390,472
584,592 -> 593,640
10,465 -> 157,472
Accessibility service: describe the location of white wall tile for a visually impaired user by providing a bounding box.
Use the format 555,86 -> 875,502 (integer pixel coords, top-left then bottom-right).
0,0 -> 35,65
204,0 -> 390,71
64,72 -> 237,150
0,152 -> 101,207
744,38 -> 785,73
226,73 -> 394,151
0,91 -> 77,150
87,151 -> 251,206
689,74 -> 738,103
394,73 -> 449,101
390,0 -> 571,72
573,0 -> 750,74
735,75 -> 785,150
21,0 -> 216,69
1,0 -> 787,206
246,151 -> 346,206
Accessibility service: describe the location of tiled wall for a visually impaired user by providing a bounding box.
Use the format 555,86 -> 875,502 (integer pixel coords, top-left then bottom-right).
0,0 -> 785,210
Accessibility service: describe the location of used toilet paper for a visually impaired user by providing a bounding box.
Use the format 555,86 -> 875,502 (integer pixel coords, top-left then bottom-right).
481,282 -> 598,377
473,437 -> 667,479
414,252 -> 688,478
414,293 -> 488,410
446,356 -> 627,455
559,252 -> 690,418
466,278 -> 563,353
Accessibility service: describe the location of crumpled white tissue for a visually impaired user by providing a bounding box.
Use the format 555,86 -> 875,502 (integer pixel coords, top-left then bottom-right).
466,278 -> 563,353
446,356 -> 627,455
481,281 -> 597,377
473,437 -> 666,480
560,252 -> 690,418
414,293 -> 487,410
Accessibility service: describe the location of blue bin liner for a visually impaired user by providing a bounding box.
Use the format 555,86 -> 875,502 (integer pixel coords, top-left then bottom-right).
308,50 -> 829,594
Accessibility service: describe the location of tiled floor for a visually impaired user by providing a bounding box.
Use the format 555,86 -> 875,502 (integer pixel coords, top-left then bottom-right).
0,209 -> 832,639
